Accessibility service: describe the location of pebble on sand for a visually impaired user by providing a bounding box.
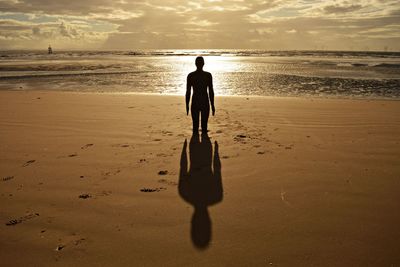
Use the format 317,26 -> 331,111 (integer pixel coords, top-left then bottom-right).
79,194 -> 91,199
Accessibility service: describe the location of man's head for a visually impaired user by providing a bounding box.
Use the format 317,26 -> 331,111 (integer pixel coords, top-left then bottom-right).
195,56 -> 204,70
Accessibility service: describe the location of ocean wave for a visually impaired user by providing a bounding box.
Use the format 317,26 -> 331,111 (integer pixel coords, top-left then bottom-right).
1,70 -> 399,99
352,63 -> 369,67
372,63 -> 400,68
336,62 -> 400,68
0,70 -> 150,80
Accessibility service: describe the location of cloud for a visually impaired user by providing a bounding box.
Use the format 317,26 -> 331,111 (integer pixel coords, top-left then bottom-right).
0,0 -> 399,50
323,4 -> 363,14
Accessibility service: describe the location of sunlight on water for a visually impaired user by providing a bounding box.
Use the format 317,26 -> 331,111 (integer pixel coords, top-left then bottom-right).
171,56 -> 244,95
0,50 -> 399,98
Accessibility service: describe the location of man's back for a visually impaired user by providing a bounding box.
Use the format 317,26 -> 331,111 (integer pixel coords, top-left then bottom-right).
187,70 -> 212,105
186,56 -> 215,133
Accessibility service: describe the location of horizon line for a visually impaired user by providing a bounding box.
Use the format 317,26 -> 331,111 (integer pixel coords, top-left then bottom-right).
1,48 -> 399,53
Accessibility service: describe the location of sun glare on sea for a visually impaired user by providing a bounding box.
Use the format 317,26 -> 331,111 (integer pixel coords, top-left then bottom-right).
173,55 -> 242,95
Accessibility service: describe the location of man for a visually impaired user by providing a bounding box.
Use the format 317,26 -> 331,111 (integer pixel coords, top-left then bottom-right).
186,56 -> 215,134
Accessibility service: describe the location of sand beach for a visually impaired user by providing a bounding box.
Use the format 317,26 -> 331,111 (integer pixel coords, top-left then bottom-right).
0,91 -> 400,266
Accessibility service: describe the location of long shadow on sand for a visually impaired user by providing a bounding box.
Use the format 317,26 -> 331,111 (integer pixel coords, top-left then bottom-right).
179,133 -> 223,250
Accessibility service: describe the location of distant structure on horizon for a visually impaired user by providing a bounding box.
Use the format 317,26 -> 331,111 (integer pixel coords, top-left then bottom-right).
48,45 -> 53,54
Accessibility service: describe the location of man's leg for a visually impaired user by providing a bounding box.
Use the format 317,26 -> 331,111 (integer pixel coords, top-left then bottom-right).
191,106 -> 200,132
200,105 -> 210,133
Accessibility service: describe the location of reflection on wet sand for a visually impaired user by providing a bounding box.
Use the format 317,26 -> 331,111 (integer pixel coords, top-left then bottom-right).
178,133 -> 223,249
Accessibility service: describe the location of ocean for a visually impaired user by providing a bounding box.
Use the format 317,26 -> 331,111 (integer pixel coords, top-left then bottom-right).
0,49 -> 399,99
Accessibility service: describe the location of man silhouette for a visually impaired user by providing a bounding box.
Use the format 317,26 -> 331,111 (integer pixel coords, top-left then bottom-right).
186,56 -> 215,134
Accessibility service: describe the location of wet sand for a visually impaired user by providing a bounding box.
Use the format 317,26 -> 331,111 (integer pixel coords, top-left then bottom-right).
0,91 -> 399,266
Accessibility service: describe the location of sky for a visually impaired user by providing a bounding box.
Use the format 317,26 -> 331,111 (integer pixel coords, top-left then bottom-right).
0,0 -> 399,51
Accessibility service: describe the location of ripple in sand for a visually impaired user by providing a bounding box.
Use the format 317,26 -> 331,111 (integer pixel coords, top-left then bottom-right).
22,160 -> 35,167
81,143 -> 94,149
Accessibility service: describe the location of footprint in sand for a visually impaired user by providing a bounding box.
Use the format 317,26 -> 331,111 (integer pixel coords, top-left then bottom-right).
111,143 -> 131,148
101,170 -> 121,177
234,134 -> 248,143
74,238 -> 86,245
5,212 -> 40,226
78,194 -> 91,199
55,238 -> 86,252
156,153 -> 172,157
140,187 -> 166,193
257,151 -> 266,155
68,153 -> 78,157
158,170 -> 168,175
162,130 -> 173,136
95,190 -> 112,197
55,245 -> 65,251
158,179 -> 178,186
22,160 -> 35,167
2,176 -> 14,182
81,143 -> 94,149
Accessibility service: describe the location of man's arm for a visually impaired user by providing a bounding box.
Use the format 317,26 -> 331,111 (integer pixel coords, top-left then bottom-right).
209,73 -> 215,116
185,74 -> 191,115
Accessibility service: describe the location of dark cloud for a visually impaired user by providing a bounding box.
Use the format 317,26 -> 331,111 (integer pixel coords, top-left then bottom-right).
323,4 -> 363,14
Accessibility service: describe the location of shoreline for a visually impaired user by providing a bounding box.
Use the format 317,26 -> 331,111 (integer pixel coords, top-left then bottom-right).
1,88 -> 400,102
